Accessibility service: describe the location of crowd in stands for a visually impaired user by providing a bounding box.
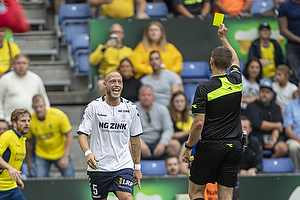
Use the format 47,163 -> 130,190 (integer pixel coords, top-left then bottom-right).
1,0 -> 300,184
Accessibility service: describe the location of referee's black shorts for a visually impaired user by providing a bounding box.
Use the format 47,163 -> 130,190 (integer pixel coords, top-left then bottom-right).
190,139 -> 243,187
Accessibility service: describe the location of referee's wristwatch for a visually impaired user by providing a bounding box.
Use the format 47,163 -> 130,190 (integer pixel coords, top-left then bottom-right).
185,142 -> 193,150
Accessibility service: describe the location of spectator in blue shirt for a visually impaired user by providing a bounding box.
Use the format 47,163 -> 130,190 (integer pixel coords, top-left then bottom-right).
283,82 -> 300,171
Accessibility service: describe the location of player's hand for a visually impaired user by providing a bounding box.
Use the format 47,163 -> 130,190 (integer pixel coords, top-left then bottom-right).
133,170 -> 142,189
153,142 -> 165,157
8,166 -> 22,182
183,148 -> 194,163
58,155 -> 69,170
16,179 -> 24,189
218,24 -> 228,40
86,153 -> 99,170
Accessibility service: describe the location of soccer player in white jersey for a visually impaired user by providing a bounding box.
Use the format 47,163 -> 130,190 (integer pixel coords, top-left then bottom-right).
78,71 -> 143,200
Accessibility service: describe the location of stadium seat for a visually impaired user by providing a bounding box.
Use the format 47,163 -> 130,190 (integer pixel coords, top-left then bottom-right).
180,61 -> 211,83
64,23 -> 89,44
58,3 -> 91,25
76,52 -> 89,74
71,33 -> 90,74
136,2 -> 169,18
58,3 -> 91,44
262,157 -> 295,173
250,0 -> 274,16
141,160 -> 167,175
71,33 -> 89,55
183,82 -> 199,106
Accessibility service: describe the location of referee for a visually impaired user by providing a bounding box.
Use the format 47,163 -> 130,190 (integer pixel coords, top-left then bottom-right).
184,24 -> 243,200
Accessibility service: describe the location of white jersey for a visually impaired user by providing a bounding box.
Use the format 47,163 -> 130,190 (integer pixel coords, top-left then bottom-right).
77,96 -> 143,172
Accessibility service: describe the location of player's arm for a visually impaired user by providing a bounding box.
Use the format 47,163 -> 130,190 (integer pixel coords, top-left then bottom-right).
78,133 -> 99,170
184,114 -> 205,162
218,24 -> 239,66
0,156 -> 22,181
130,135 -> 142,189
58,131 -> 74,169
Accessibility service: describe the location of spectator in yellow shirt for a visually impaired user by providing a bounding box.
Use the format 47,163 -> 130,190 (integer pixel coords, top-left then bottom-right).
89,23 -> 133,96
88,0 -> 149,19
0,27 -> 21,77
130,21 -> 183,79
26,94 -> 75,177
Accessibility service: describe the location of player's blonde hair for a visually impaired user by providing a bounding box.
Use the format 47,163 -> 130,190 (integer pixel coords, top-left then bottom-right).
11,108 -> 31,123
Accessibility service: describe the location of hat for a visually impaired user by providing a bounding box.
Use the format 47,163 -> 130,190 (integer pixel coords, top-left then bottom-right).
259,79 -> 273,91
259,22 -> 271,30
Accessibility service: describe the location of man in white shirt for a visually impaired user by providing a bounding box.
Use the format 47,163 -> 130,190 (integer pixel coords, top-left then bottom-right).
0,53 -> 50,125
78,71 -> 143,200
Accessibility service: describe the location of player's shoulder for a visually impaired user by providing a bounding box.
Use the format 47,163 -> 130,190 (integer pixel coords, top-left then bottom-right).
88,97 -> 105,106
0,130 -> 14,140
120,97 -> 137,109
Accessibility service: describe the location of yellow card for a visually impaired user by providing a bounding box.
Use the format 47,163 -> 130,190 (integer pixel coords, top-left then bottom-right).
213,13 -> 224,26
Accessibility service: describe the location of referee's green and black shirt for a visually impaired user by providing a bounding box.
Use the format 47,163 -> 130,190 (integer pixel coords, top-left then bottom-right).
192,65 -> 242,140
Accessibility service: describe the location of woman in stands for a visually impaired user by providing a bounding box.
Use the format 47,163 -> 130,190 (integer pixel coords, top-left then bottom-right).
168,91 -> 193,144
130,21 -> 183,78
241,57 -> 263,114
118,57 -> 141,102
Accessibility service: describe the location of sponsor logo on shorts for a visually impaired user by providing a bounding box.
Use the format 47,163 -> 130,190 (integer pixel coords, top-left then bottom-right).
119,177 -> 133,187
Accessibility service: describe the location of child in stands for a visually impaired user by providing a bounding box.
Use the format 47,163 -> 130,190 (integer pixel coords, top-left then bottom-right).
272,64 -> 298,116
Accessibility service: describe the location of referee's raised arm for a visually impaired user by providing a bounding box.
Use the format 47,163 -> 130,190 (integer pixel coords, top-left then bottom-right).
218,24 -> 240,67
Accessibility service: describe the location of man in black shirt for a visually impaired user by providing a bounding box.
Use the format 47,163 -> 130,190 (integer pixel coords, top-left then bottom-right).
244,79 -> 288,158
184,24 -> 243,200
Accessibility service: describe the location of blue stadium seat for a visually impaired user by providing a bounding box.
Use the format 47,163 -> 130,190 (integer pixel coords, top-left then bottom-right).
58,3 -> 91,25
71,33 -> 89,55
64,23 -> 88,44
180,61 -> 211,83
76,53 -> 89,74
141,160 -> 167,175
262,157 -> 295,173
250,0 -> 274,16
58,3 -> 91,44
183,82 -> 199,106
136,2 -> 169,18
71,33 -> 89,74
